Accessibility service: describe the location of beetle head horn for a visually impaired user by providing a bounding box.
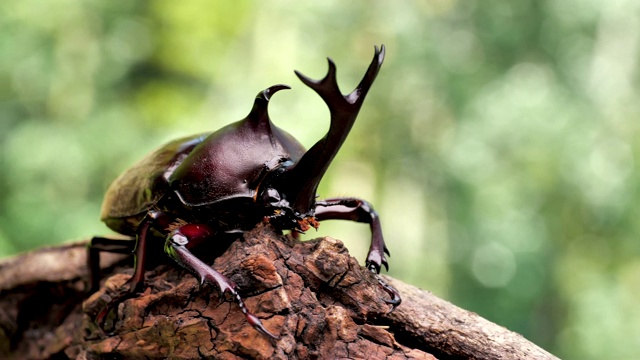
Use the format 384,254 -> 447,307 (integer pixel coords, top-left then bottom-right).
279,45 -> 385,215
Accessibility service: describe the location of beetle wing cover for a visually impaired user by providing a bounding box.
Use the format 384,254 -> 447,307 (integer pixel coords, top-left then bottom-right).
100,134 -> 207,228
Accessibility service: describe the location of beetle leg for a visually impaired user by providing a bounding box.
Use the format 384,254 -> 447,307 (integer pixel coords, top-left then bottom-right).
87,213 -> 163,294
92,212 -> 172,329
315,197 -> 401,309
164,224 -> 280,339
315,197 -> 389,272
125,209 -> 179,290
87,237 -> 136,293
90,233 -> 145,330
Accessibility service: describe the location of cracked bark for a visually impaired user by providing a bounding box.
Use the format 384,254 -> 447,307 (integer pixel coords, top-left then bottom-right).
0,224 -> 558,360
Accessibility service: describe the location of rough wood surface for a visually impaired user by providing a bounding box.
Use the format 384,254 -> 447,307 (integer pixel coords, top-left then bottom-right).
0,225 -> 558,359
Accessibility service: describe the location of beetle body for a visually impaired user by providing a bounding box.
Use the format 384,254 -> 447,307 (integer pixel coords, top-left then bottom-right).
89,45 -> 399,339
101,87 -> 305,236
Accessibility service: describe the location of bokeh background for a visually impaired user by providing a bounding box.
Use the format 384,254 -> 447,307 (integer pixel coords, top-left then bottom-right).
2,1 -> 639,358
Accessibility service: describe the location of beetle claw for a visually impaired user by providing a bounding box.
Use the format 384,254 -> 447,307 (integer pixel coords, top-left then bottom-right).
368,265 -> 401,312
246,313 -> 280,340
383,287 -> 402,313
94,288 -> 139,333
366,258 -> 388,275
366,249 -> 389,275
378,278 -> 402,312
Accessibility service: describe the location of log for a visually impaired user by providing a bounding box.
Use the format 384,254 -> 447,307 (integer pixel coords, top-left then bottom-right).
0,224 -> 558,359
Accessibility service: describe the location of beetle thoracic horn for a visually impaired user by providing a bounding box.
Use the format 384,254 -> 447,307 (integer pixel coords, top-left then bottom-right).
246,84 -> 291,129
280,45 -> 386,215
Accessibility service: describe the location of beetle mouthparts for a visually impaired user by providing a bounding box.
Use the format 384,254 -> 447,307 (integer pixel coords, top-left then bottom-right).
297,217 -> 319,232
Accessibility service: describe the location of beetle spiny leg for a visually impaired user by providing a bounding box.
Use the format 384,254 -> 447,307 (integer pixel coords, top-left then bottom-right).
232,290 -> 281,340
165,232 -> 279,339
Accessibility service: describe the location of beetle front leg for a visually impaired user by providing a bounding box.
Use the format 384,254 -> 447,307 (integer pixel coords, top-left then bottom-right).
164,224 -> 280,339
315,198 -> 388,273
315,197 -> 401,308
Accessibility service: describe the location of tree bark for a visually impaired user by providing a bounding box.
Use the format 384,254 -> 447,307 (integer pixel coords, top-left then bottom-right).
0,224 -> 558,360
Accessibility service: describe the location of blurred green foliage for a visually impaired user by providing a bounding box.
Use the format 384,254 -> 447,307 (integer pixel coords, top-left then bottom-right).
1,1 -> 639,358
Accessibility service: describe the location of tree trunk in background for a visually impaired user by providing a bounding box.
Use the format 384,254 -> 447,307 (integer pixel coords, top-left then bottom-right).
0,225 -> 558,360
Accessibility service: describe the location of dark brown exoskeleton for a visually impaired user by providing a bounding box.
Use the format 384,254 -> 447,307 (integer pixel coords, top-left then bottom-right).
88,45 -> 400,339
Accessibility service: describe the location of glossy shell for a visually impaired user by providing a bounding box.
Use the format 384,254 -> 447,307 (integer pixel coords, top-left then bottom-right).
169,114 -> 305,207
100,134 -> 206,234
100,86 -> 305,235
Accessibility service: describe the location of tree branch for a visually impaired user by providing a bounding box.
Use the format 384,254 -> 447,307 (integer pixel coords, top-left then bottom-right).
0,225 -> 558,359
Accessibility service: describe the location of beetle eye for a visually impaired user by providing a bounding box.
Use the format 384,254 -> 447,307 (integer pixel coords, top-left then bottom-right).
275,159 -> 294,174
264,188 -> 281,203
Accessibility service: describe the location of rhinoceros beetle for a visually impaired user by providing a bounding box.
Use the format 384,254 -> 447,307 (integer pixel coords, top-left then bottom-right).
88,45 -> 400,339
